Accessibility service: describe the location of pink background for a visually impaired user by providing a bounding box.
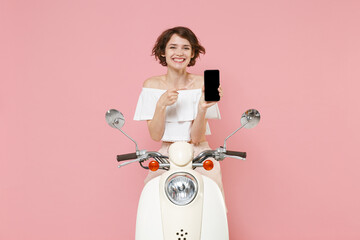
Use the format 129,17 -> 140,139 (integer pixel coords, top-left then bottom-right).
1,0 -> 359,239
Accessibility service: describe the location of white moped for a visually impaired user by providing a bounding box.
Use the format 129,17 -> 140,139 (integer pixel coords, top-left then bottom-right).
105,109 -> 260,240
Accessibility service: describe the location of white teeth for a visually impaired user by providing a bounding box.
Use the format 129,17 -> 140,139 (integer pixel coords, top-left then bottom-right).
173,58 -> 185,62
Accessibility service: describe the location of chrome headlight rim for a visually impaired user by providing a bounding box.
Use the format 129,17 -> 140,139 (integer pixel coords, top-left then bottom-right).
165,172 -> 198,206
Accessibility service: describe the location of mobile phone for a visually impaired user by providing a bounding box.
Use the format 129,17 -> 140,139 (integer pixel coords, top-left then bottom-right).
204,69 -> 220,101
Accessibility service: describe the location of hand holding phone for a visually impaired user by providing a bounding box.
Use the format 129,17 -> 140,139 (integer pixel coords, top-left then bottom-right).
204,69 -> 220,101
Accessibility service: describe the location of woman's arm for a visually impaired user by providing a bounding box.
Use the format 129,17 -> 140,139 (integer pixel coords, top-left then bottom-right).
190,106 -> 208,144
147,106 -> 166,142
190,85 -> 223,144
144,79 -> 180,141
147,89 -> 180,141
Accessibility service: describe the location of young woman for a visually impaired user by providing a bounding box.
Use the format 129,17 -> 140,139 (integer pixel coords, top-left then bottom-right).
134,26 -> 224,192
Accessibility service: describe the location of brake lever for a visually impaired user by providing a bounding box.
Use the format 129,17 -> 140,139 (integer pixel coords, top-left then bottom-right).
118,158 -> 143,168
224,154 -> 246,161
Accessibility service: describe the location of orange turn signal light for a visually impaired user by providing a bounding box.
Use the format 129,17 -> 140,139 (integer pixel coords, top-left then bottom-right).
203,160 -> 214,171
149,160 -> 159,171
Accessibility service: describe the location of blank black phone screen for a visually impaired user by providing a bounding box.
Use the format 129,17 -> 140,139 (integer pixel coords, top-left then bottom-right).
204,69 -> 220,101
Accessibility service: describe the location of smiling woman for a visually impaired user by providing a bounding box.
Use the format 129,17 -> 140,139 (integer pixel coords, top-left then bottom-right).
133,26 -> 224,193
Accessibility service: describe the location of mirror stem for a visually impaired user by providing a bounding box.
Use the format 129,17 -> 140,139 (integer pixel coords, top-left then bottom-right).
120,129 -> 139,151
223,121 -> 248,150
112,123 -> 139,151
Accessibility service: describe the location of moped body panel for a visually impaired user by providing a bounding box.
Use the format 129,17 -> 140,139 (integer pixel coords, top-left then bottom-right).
201,175 -> 229,239
135,171 -> 228,240
135,176 -> 163,240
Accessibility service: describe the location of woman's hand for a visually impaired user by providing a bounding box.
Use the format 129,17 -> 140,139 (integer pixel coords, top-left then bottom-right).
157,88 -> 180,108
198,85 -> 223,111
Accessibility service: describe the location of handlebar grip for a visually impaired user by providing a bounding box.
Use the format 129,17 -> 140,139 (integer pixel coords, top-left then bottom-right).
226,150 -> 247,158
117,152 -> 137,162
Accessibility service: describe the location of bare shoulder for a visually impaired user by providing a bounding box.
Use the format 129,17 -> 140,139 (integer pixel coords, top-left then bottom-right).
143,75 -> 165,88
189,74 -> 204,89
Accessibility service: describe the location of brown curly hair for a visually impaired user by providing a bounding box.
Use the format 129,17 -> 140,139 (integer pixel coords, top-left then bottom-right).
152,26 -> 206,67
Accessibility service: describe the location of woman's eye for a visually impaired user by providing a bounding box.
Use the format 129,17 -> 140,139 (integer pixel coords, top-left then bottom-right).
170,47 -> 176,49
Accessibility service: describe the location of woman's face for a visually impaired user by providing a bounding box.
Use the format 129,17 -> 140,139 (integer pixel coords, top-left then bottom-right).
163,34 -> 194,70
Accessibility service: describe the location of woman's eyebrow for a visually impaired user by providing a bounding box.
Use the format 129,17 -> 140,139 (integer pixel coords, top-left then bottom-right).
168,43 -> 191,47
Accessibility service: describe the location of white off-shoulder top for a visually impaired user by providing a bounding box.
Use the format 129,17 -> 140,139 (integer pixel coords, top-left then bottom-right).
134,88 -> 221,142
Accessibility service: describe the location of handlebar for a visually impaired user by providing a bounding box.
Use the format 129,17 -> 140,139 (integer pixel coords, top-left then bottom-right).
193,148 -> 247,163
116,151 -> 170,170
115,148 -> 247,169
117,152 -> 138,162
225,150 -> 246,159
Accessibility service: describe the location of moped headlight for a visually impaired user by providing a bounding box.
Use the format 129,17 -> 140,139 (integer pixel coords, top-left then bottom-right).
165,172 -> 198,206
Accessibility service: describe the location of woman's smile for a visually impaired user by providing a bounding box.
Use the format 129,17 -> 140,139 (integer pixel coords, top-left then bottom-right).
172,57 -> 186,63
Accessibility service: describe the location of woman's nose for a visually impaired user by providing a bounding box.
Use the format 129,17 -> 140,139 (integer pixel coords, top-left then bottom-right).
175,48 -> 184,55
